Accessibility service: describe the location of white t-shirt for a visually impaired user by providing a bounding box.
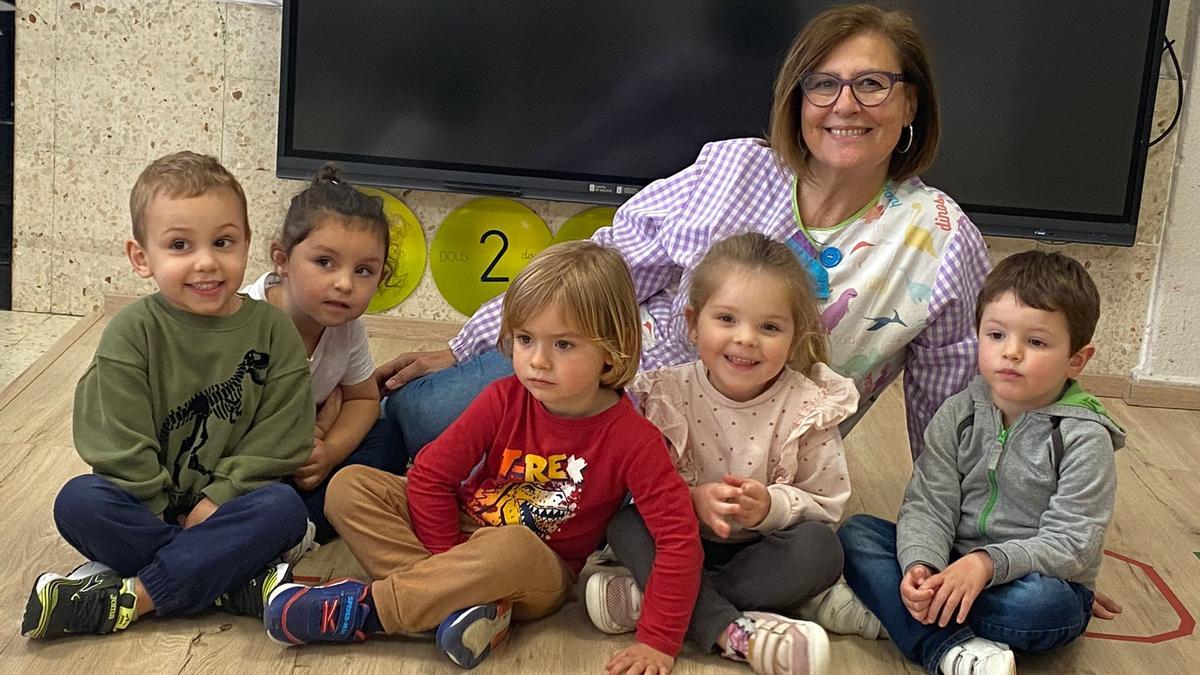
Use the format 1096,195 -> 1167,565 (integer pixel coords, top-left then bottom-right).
240,272 -> 375,405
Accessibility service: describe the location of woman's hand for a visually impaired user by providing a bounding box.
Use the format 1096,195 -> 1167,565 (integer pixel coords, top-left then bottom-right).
605,642 -> 674,675
294,438 -> 339,491
375,349 -> 456,392
691,482 -> 741,539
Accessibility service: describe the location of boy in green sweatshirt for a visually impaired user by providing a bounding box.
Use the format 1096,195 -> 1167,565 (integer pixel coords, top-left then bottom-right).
21,151 -> 315,640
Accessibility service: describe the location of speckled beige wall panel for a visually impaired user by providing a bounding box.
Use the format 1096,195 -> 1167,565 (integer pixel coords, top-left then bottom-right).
50,154 -> 150,314
1138,79 -> 1182,247
11,151 -> 54,312
53,2 -> 225,162
13,2 -> 56,154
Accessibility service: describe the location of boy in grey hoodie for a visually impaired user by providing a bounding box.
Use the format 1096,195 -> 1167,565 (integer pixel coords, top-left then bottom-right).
824,251 -> 1124,675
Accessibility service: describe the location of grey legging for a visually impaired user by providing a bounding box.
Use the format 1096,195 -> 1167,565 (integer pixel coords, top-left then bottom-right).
606,504 -> 844,650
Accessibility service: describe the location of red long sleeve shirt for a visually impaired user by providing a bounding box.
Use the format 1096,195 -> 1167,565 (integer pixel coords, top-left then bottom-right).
407,376 -> 701,656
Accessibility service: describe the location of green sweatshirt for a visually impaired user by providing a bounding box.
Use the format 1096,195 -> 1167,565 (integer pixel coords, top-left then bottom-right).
73,294 -> 314,519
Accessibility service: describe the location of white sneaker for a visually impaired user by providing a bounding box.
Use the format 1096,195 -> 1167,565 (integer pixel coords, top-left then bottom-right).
796,580 -> 887,639
282,519 -> 320,565
939,638 -> 1016,675
744,611 -> 830,675
584,569 -> 641,634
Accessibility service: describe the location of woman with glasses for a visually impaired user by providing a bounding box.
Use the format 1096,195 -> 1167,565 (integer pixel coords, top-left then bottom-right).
380,4 -> 986,462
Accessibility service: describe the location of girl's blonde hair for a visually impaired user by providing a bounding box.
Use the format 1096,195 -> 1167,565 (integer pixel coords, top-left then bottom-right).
687,233 -> 828,371
498,240 -> 641,389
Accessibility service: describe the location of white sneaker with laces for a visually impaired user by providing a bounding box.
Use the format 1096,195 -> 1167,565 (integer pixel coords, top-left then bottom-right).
744,611 -> 830,675
939,638 -> 1016,675
796,579 -> 887,639
584,569 -> 641,634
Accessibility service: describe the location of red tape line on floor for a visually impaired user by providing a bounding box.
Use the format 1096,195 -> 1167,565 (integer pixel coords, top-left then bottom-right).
1084,549 -> 1195,643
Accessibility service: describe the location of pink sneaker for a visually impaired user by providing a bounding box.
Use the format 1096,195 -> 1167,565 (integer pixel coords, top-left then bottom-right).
584,569 -> 641,634
744,611 -> 830,675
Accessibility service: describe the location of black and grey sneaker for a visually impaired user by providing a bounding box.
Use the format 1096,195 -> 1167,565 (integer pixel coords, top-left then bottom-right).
215,561 -> 292,617
21,561 -> 137,639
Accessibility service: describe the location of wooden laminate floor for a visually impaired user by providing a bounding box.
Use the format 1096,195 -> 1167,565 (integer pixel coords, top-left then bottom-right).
0,308 -> 1194,673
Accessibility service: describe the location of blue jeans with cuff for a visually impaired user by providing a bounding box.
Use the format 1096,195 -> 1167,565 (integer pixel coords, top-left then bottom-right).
53,474 -> 307,616
838,514 -> 1093,674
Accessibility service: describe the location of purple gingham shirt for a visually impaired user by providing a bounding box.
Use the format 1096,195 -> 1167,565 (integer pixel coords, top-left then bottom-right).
450,139 -> 990,456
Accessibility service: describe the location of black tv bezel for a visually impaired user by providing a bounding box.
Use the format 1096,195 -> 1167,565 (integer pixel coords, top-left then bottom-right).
277,0 -> 1171,247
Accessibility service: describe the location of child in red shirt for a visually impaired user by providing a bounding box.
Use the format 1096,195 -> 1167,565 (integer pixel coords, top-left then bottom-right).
264,240 -> 702,673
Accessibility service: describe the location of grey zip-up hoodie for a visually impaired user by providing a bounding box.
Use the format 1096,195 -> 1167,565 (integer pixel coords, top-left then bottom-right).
897,376 -> 1125,589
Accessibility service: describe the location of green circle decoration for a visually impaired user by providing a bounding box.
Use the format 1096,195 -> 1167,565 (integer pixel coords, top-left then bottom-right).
430,198 -> 552,316
359,187 -> 427,314
551,206 -> 617,244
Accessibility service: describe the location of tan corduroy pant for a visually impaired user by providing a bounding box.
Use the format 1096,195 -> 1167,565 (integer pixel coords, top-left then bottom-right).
324,465 -> 575,634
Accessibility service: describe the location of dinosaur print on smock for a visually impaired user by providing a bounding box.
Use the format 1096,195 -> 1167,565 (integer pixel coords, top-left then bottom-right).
799,180 -> 961,401
465,449 -> 587,540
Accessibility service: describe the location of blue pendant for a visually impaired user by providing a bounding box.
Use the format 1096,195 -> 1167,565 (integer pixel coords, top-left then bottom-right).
820,246 -> 843,268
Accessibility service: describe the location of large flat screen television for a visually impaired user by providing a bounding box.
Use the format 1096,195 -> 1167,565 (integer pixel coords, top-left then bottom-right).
278,1 -> 1170,246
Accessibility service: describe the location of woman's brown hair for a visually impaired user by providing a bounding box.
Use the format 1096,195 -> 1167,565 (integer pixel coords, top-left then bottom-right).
768,4 -> 941,183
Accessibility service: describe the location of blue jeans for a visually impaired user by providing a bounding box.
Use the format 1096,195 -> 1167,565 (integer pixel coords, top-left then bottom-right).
292,416 -> 407,543
382,350 -> 513,456
839,514 -> 1093,674
54,475 -> 307,616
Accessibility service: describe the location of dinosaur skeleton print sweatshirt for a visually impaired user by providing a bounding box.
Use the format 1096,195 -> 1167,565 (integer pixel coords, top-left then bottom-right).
73,293 -> 314,520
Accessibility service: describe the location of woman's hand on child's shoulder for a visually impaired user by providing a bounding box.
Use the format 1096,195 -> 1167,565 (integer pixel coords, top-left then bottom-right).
376,348 -> 457,392
605,642 -> 674,675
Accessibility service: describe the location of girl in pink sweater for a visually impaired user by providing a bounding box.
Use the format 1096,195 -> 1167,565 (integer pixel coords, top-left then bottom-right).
588,233 -> 859,675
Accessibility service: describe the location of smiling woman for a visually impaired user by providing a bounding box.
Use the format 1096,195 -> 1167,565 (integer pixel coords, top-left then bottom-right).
379,3 -> 988,465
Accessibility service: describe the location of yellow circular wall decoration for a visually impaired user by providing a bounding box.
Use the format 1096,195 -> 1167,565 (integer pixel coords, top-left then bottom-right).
430,198 -> 552,316
358,187 -> 427,314
551,206 -> 617,245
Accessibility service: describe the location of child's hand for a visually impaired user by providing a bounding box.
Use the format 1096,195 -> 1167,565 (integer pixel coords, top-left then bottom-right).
691,482 -> 741,539
722,474 -> 771,528
181,497 -> 218,529
605,642 -> 674,675
1093,591 -> 1123,619
900,563 -> 936,621
294,438 -> 338,491
923,551 -> 993,627
314,385 -> 344,441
